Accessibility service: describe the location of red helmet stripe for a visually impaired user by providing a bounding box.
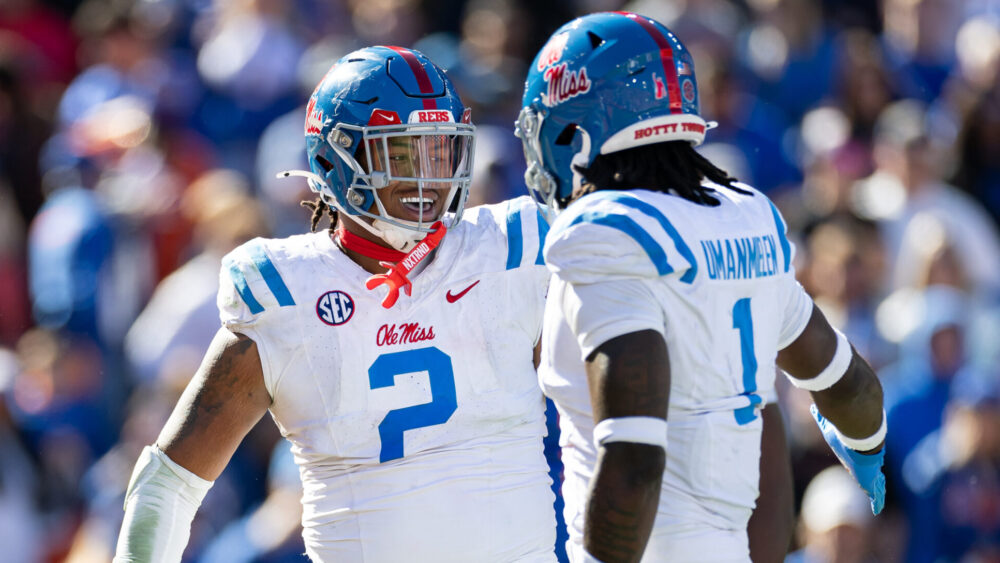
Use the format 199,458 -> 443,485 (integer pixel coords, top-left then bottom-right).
386,46 -> 439,110
613,12 -> 683,114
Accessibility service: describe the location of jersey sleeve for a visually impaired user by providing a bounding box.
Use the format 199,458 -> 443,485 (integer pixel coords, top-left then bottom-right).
776,277 -> 814,350
556,277 -> 665,360
763,191 -> 797,276
217,238 -> 298,330
543,192 -> 698,284
217,238 -> 300,399
488,195 -> 550,271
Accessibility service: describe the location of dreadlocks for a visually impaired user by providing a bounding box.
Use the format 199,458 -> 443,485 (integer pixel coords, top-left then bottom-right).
301,197 -> 338,232
574,141 -> 752,206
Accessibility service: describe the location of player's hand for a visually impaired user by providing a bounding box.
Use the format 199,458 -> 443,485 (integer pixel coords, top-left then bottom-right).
811,404 -> 886,515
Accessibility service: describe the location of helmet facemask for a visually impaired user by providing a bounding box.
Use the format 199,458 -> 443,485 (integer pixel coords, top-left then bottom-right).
289,118 -> 475,251
515,105 -> 560,223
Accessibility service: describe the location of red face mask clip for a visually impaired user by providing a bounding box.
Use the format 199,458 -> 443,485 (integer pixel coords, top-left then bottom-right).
365,221 -> 447,308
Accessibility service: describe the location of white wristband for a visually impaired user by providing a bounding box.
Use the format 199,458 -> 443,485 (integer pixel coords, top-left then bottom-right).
593,416 -> 668,450
786,328 -> 852,391
835,409 -> 888,451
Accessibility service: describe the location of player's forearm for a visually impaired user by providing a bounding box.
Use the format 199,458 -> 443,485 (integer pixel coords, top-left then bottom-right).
584,443 -> 665,563
748,404 -> 794,563
114,445 -> 213,562
811,352 -> 884,451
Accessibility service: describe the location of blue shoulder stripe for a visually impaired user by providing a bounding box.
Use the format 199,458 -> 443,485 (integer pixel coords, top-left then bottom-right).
767,200 -> 791,273
591,192 -> 698,283
535,209 -> 550,265
247,243 -> 296,307
506,203 -> 524,270
567,211 -> 673,276
224,256 -> 265,314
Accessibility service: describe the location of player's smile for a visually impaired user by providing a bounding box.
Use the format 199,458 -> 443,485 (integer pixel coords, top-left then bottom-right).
382,184 -> 448,223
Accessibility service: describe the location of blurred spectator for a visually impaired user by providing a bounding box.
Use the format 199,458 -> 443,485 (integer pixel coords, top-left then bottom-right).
192,0 -> 304,165
0,347 -> 42,563
786,465 -> 876,563
853,99 -> 1000,296
797,215 -> 892,368
0,0 -> 78,111
27,178 -> 115,338
125,169 -> 269,386
740,0 -> 837,122
951,75 -> 1000,227
881,0 -> 963,103
697,57 -> 800,192
199,441 -> 306,563
892,381 -> 1000,562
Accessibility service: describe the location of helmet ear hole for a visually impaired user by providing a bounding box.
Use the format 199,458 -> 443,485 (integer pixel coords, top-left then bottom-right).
315,155 -> 335,173
588,31 -> 604,48
555,124 -> 578,146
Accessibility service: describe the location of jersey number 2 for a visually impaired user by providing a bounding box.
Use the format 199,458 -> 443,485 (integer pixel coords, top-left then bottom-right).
732,298 -> 762,425
368,346 -> 458,462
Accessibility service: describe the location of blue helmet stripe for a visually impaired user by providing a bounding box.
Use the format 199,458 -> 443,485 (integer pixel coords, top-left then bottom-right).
767,200 -> 791,273
592,192 -> 698,283
567,211 -> 673,276
506,203 -> 524,270
248,243 -> 296,307
224,257 -> 265,314
535,209 -> 550,265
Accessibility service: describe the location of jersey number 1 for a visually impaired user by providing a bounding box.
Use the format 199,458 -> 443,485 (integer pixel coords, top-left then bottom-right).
732,298 -> 762,424
368,346 -> 458,462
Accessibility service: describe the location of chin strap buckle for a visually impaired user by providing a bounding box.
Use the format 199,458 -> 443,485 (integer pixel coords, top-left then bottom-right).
365,221 -> 447,308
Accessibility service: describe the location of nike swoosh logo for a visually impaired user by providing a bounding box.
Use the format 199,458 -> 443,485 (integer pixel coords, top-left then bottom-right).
446,280 -> 480,303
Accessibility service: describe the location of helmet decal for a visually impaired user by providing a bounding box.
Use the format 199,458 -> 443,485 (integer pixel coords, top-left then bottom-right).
615,11 -> 682,114
386,46 -> 439,109
518,12 -> 709,218
653,73 -> 667,100
542,64 -> 592,107
368,109 -> 403,126
537,32 -> 570,72
305,97 -> 326,136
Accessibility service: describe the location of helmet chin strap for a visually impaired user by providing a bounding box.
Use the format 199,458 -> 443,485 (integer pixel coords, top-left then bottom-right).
570,126 -> 592,196
340,213 -> 425,252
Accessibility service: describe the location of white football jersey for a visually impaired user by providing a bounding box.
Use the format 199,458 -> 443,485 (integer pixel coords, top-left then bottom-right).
217,196 -> 556,562
539,185 -> 813,563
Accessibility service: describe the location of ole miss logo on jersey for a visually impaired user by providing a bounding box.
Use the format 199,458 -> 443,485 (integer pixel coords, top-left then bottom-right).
376,322 -> 436,346
316,290 -> 355,326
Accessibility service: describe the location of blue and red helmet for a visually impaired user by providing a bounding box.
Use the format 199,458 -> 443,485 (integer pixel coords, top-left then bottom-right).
517,12 -> 709,217
284,46 -> 475,248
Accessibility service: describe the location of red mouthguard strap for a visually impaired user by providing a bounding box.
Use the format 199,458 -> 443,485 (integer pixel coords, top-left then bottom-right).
365,221 -> 447,308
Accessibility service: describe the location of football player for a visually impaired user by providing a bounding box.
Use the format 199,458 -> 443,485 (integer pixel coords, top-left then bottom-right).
517,13 -> 887,563
115,46 -> 556,562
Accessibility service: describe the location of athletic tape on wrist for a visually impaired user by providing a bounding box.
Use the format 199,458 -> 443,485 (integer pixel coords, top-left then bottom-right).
114,445 -> 214,563
834,409 -> 887,452
593,416 -> 668,450
786,328 -> 852,391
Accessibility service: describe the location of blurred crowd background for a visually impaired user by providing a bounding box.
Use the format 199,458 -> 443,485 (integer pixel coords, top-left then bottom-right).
0,0 -> 997,561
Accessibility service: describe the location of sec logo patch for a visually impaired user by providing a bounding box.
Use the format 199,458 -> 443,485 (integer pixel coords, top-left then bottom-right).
316,290 -> 355,326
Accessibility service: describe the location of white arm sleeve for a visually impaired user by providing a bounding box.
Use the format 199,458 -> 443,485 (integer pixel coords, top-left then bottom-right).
558,278 -> 665,360
114,445 -> 214,563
